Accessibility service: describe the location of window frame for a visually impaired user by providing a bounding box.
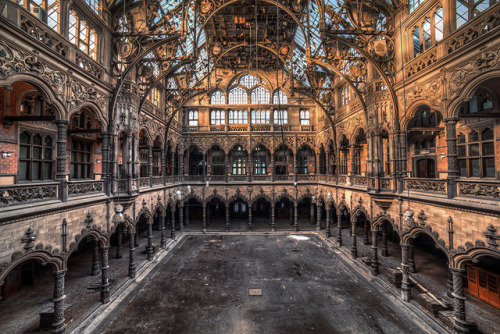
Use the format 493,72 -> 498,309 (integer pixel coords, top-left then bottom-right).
18,130 -> 55,182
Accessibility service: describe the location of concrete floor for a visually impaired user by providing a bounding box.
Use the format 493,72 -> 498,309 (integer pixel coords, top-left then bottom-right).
98,234 -> 446,334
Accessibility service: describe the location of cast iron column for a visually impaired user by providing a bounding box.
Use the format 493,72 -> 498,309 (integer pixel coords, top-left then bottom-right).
225,204 -> 230,232
447,268 -> 454,298
371,229 -> 379,276
202,203 -> 207,232
351,218 -> 357,258
294,202 -> 298,231
55,120 -> 69,202
171,206 -> 176,239
128,232 -> 136,278
160,211 -> 166,248
52,269 -> 66,334
92,241 -> 100,276
401,244 -> 411,301
146,220 -> 153,261
452,268 -> 472,334
116,224 -> 123,259
271,203 -> 276,232
100,245 -> 110,303
336,212 -> 343,246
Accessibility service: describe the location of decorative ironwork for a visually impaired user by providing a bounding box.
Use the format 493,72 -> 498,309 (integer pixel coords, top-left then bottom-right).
458,181 -> 500,199
68,180 -> 104,196
406,178 -> 446,194
0,183 -> 58,206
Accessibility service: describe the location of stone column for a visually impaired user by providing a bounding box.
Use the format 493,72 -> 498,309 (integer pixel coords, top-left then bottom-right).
447,268 -> 454,298
225,204 -> 230,232
128,232 -> 136,278
171,207 -> 176,239
116,225 -> 123,259
202,152 -> 207,180
160,211 -> 167,248
293,202 -> 299,231
92,241 -> 100,276
351,218 -> 357,258
408,244 -> 416,273
326,205 -> 331,237
100,245 -> 110,303
271,203 -> 276,232
202,203 -> 207,232
381,223 -> 388,257
248,205 -> 253,231
55,120 -> 69,202
52,270 -> 66,333
371,229 -> 379,276
363,219 -> 370,245
289,205 -> 293,226
179,204 -> 184,231
310,203 -> 314,225
316,202 -> 322,231
146,220 -> 153,261
225,153 -> 229,182
401,244 -> 411,302
336,212 -> 342,246
315,153 -> 320,174
452,268 -> 475,334
445,118 -> 459,198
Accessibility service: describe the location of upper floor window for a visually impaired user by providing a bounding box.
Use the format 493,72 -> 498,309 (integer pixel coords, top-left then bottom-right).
458,128 -> 495,178
228,110 -> 247,124
228,87 -> 248,104
148,87 -> 160,107
69,10 -> 97,60
412,8 -> 444,57
210,110 -> 225,125
19,92 -> 54,116
19,131 -> 54,181
375,82 -> 387,91
253,145 -> 267,175
85,0 -> 100,14
274,109 -> 288,125
251,110 -> 270,124
300,109 -> 310,125
273,90 -> 288,104
18,0 -> 60,32
341,85 -> 351,106
239,74 -> 259,89
456,0 -> 498,29
251,86 -> 270,104
210,90 -> 225,104
188,110 -> 198,126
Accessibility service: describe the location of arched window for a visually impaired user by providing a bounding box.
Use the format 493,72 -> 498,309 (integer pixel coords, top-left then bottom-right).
341,86 -> 351,106
228,87 -> 248,104
253,145 -> 268,175
251,110 -> 270,124
211,91 -> 225,104
239,74 -> 259,89
85,0 -> 100,14
232,146 -> 246,175
19,92 -> 54,116
228,110 -> 247,124
211,146 -> 225,175
19,131 -> 54,181
273,90 -> 288,104
188,110 -> 198,126
458,129 -> 495,178
251,86 -> 270,104
300,109 -> 310,125
148,87 -> 161,107
297,146 -> 312,174
469,90 -> 494,113
21,0 -> 60,32
210,110 -> 225,125
413,27 -> 420,56
152,138 -> 161,176
274,109 -> 288,125
274,145 -> 290,175
456,0 -> 497,29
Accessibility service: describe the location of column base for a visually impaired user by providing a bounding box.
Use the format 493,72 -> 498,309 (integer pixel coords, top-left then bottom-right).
401,286 -> 411,302
453,319 -> 478,334
351,247 -> 357,258
101,287 -> 110,303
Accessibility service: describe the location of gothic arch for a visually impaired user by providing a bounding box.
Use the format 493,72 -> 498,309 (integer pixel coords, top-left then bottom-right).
371,213 -> 397,232
154,202 -> 166,215
67,227 -> 109,259
68,102 -> 108,130
275,193 -> 296,205
251,192 -> 273,205
351,205 -> 370,223
451,246 -> 500,269
400,227 -> 448,257
135,206 -> 154,224
0,250 -> 65,286
205,192 -> 227,206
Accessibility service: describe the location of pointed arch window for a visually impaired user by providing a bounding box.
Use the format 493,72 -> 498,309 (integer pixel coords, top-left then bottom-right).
239,74 -> 259,89
228,87 -> 248,104
273,90 -> 288,104
456,0 -> 497,29
210,91 -> 225,104
251,86 -> 270,104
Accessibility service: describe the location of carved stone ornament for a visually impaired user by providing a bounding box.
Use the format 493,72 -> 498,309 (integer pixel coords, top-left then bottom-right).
21,228 -> 37,250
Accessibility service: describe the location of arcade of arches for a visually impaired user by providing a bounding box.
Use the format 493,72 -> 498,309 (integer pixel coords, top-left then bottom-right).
0,0 -> 499,332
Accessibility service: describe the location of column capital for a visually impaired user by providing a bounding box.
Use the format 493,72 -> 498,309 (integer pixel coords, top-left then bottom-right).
54,119 -> 69,126
444,117 -> 460,123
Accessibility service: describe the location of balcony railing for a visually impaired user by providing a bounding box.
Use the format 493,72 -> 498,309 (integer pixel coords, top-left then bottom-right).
0,182 -> 58,206
406,178 -> 446,194
152,176 -> 163,186
68,180 -> 104,197
457,179 -> 500,200
352,176 -> 368,187
297,174 -> 317,181
252,175 -> 272,181
139,177 -> 150,188
207,175 -> 226,182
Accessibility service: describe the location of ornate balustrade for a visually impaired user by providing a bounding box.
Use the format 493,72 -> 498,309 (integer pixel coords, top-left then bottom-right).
210,125 -> 225,132
251,124 -> 271,131
457,180 -> 500,200
0,182 -> 58,206
139,177 -> 150,188
207,175 -> 226,182
381,178 -> 391,190
165,176 -> 174,183
184,175 -> 204,182
228,125 -> 249,132
297,174 -> 317,181
352,176 -> 368,187
228,175 -> 248,182
152,176 -> 163,186
274,175 -> 293,181
338,175 -> 348,184
68,180 -> 104,197
117,179 -> 128,192
406,178 -> 446,194
252,175 -> 272,181
75,50 -> 103,79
